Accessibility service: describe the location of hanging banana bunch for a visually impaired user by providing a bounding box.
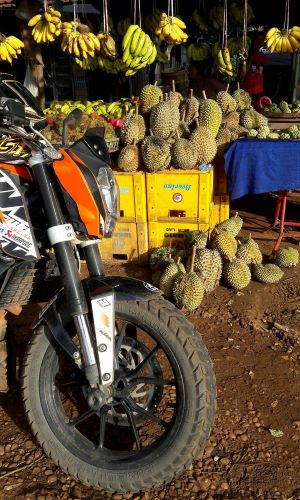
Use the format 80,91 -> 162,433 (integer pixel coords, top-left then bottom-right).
122,24 -> 157,76
61,21 -> 100,60
97,0 -> 118,60
187,43 -> 210,61
155,13 -> 188,45
28,6 -> 62,44
213,1 -> 234,78
144,9 -> 162,35
0,34 -> 24,63
265,0 -> 300,54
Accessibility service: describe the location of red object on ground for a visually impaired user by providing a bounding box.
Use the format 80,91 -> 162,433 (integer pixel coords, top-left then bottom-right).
46,116 -> 55,124
271,191 -> 300,252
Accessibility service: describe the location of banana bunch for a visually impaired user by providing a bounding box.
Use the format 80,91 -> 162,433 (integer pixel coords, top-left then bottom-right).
98,57 -> 126,74
208,6 -> 224,31
144,9 -> 162,34
75,56 -> 98,70
97,32 -> 117,60
265,26 -> 300,53
28,7 -> 62,43
106,98 -> 135,118
213,43 -> 234,77
117,18 -> 131,37
0,35 -> 24,63
122,25 -> 157,76
191,9 -> 208,33
155,13 -> 188,45
61,22 -> 100,59
229,2 -> 254,25
187,43 -> 210,61
156,44 -> 169,63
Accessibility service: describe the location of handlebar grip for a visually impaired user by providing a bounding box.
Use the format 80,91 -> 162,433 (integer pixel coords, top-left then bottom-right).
65,108 -> 83,128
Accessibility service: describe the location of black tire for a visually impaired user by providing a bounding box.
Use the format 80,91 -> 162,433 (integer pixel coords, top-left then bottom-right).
22,298 -> 216,493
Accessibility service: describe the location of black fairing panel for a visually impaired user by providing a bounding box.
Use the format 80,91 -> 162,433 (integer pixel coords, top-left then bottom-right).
69,127 -> 111,174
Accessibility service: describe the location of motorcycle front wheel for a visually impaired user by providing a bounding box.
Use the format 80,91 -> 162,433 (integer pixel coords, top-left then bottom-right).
23,297 -> 216,493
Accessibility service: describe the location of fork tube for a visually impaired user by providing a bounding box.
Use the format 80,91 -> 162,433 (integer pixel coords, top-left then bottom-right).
29,156 -> 99,385
81,242 -> 105,277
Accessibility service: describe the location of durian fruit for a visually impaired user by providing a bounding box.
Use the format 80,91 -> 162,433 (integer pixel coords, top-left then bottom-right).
211,229 -> 237,261
287,125 -> 300,139
252,263 -> 284,284
139,83 -> 163,114
223,258 -> 251,290
216,125 -> 232,158
257,126 -> 270,139
120,112 -> 146,145
169,80 -> 183,108
179,89 -> 199,126
193,248 -> 222,293
240,108 -> 257,130
216,85 -> 237,114
190,125 -> 217,165
280,132 -> 291,140
141,136 -> 171,172
255,112 -> 268,128
150,99 -> 180,139
118,144 -> 139,172
275,247 -> 299,268
213,212 -> 243,237
159,257 -> 186,298
236,234 -> 263,265
171,135 -> 198,170
198,91 -> 222,137
150,247 -> 174,270
248,129 -> 258,137
267,132 -> 280,139
173,246 -> 205,311
222,111 -> 240,130
185,230 -> 208,249
236,125 -> 248,137
232,85 -> 252,111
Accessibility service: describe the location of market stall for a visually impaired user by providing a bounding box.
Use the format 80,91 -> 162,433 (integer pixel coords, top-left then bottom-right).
0,0 -> 299,304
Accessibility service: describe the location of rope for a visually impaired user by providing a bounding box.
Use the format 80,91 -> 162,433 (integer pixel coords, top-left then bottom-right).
222,0 -> 228,49
283,0 -> 290,31
43,0 -> 48,12
242,0 -> 248,53
73,0 -> 77,25
137,0 -> 142,28
168,0 -> 174,19
102,0 -> 109,33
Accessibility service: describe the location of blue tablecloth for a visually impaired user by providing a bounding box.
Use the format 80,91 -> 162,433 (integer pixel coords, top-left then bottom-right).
224,138 -> 300,200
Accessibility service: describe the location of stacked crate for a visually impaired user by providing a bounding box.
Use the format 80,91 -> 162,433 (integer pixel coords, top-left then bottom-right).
146,167 -> 216,251
99,172 -> 148,263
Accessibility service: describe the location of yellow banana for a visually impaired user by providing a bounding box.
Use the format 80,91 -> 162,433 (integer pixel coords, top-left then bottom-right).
284,37 -> 293,53
130,27 -> 142,55
5,42 -> 17,58
288,34 -> 300,50
6,36 -> 24,50
44,11 -> 52,22
222,47 -> 231,65
48,22 -> 56,34
78,37 -> 88,53
170,16 -> 186,29
51,16 -> 61,25
147,44 -> 157,65
275,36 -> 283,52
217,50 -> 227,70
290,27 -> 300,40
122,25 -> 139,51
28,14 -> 42,27
265,27 -> 279,40
73,37 -> 80,57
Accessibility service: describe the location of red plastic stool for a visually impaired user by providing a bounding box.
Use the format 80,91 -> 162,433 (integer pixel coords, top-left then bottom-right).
272,191 -> 300,252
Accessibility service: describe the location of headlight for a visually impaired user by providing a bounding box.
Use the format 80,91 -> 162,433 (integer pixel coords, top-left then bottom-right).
96,167 -> 119,237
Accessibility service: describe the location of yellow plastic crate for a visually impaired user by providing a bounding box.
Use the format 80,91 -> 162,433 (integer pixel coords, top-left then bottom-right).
146,168 -> 214,223
212,195 -> 230,227
99,222 -> 148,263
114,171 -> 147,223
148,221 -> 200,251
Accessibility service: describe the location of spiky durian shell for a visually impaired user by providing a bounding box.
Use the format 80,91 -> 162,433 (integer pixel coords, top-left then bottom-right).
275,247 -> 299,268
150,101 -> 180,139
139,84 -> 163,114
198,98 -> 222,137
118,145 -> 140,172
252,263 -> 284,283
211,230 -> 237,261
190,126 -> 217,165
141,136 -> 171,172
223,258 -> 251,290
171,138 -> 198,170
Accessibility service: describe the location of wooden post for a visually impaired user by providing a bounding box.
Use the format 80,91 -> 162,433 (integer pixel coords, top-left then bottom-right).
16,0 -> 45,109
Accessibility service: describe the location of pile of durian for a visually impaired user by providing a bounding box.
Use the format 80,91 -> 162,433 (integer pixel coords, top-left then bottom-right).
118,82 -> 224,172
118,82 -> 299,173
150,213 -> 299,312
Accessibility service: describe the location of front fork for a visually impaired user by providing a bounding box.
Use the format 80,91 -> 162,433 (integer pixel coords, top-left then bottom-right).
29,155 -> 113,389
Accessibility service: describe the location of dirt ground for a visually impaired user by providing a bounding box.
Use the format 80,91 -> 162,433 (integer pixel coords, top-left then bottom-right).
0,200 -> 299,500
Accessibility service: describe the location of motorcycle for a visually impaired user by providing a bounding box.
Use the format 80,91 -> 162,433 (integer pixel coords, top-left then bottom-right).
0,75 -> 216,493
